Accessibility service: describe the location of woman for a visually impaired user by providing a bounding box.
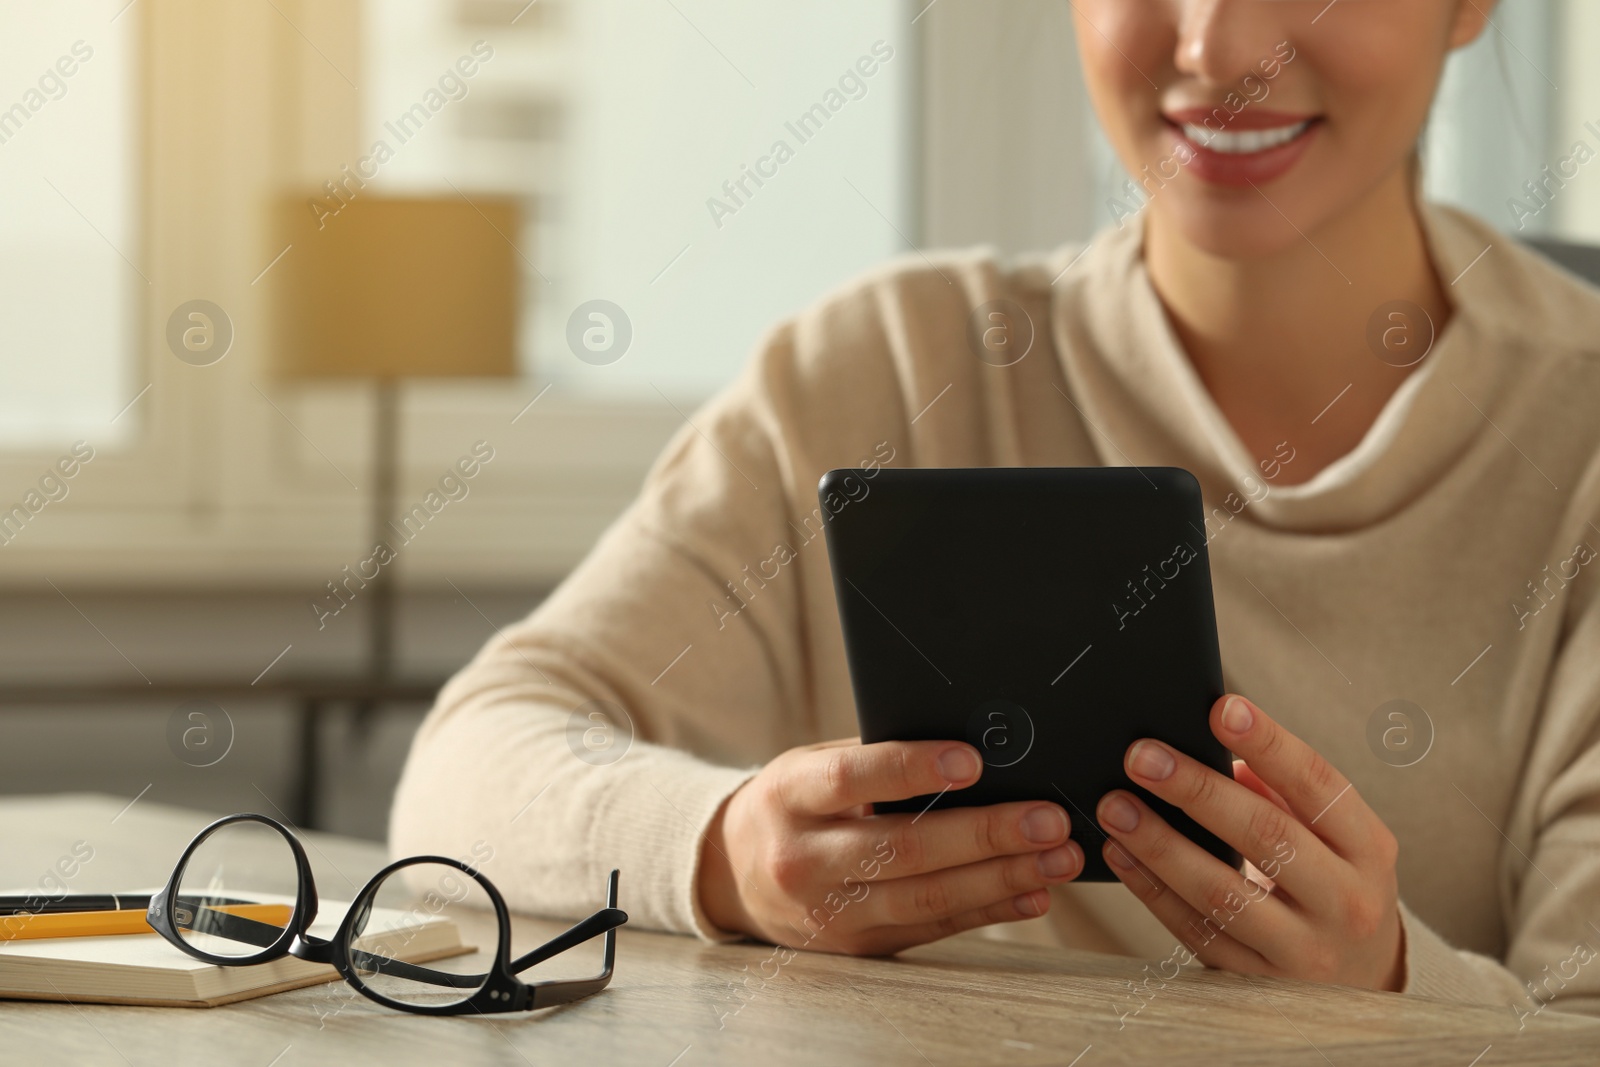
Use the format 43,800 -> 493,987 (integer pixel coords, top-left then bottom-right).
393,0 -> 1600,1013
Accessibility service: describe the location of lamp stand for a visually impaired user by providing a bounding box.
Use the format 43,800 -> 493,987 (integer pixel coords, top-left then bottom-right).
346,379 -> 399,756
293,380 -> 398,830
370,378 -> 399,683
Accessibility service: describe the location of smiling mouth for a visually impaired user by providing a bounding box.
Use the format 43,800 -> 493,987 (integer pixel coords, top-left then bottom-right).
1179,119 -> 1314,154
1159,111 -> 1323,187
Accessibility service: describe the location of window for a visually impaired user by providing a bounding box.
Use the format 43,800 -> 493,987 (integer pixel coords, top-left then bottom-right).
359,0 -> 916,397
0,2 -> 136,447
0,0 -> 919,585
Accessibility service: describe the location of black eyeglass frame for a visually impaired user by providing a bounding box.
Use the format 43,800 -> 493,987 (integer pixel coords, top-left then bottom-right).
146,812 -> 626,1016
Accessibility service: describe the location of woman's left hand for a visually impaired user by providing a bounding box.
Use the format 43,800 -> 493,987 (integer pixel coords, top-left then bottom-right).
1096,693 -> 1405,991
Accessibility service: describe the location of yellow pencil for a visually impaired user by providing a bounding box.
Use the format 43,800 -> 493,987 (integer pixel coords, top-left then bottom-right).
0,903 -> 293,942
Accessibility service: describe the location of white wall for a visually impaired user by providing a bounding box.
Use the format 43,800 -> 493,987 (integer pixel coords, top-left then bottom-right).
559,0 -> 914,397
1425,0 -> 1559,237
1555,0 -> 1600,241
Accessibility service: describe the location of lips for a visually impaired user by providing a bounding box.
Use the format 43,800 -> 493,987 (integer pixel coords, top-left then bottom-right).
1161,107 -> 1321,187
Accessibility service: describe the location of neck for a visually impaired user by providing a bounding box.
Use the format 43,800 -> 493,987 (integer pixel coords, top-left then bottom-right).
1142,167 -> 1449,486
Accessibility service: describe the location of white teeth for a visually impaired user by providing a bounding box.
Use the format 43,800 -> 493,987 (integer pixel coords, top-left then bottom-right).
1181,120 -> 1310,154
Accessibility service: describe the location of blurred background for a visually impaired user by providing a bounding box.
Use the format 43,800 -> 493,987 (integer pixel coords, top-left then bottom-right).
1,0 -> 1596,841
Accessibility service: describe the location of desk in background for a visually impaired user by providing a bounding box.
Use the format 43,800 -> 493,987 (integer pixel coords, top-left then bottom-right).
1,795 -> 1596,1066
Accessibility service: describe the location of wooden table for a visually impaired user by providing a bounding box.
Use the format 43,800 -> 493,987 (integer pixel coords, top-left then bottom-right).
2,795 -> 1596,1066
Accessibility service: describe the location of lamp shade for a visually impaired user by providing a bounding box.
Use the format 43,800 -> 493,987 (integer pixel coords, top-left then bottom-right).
272,195 -> 522,380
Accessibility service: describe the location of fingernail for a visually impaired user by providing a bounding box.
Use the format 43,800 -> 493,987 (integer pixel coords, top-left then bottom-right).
1099,794 -> 1140,833
1021,805 -> 1067,844
1038,843 -> 1080,880
1105,844 -> 1135,870
1014,891 -> 1046,917
1128,741 -> 1175,782
1222,696 -> 1254,735
938,746 -> 979,783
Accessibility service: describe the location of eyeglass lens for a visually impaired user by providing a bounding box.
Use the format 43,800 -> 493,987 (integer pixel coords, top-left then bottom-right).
343,860 -> 501,1009
173,821 -> 299,960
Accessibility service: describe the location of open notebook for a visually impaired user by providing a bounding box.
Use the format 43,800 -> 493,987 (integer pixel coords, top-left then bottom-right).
0,897 -> 470,1008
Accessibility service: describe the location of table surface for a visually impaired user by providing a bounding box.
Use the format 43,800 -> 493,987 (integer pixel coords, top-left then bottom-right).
2,795 -> 1596,1067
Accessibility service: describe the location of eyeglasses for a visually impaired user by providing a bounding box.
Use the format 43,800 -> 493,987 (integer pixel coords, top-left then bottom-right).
146,812 -> 627,1016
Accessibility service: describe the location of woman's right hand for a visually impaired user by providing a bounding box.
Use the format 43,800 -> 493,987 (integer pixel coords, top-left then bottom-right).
697,737 -> 1083,955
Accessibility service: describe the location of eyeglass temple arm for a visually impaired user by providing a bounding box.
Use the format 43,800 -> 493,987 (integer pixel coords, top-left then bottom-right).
394,869 -> 625,988
509,906 -> 627,972
178,900 -> 483,989
524,870 -> 625,1010
175,901 -> 283,949
181,869 -> 627,999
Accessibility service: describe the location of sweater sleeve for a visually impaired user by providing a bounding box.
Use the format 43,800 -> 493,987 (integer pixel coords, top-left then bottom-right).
1400,829 -> 1600,1021
1398,531 -> 1600,1022
1398,901 -> 1598,1018
388,320 -> 838,939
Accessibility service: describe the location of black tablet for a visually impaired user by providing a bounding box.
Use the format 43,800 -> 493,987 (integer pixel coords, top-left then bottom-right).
819,466 -> 1237,882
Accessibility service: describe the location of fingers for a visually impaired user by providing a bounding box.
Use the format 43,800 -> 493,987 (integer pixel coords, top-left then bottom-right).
1210,695 -> 1387,863
1096,789 -> 1300,958
827,801 -> 1070,879
1121,738 -> 1327,910
1231,760 -> 1293,815
854,842 -> 1084,929
777,739 -> 982,817
1100,841 -> 1269,975
848,890 -> 1054,956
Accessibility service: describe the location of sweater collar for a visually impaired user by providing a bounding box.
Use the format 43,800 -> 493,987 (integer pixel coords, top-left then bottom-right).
1055,202 -> 1516,534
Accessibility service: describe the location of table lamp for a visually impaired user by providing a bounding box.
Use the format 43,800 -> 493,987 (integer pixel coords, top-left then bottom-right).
271,194 -> 522,685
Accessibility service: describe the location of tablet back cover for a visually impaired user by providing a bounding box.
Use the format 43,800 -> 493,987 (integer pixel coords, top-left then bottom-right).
820,466 -> 1236,882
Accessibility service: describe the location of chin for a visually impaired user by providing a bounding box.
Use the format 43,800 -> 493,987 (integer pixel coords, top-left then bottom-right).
1151,194 -> 1318,262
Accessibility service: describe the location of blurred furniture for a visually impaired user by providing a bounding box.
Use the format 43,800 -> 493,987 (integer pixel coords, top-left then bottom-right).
0,585 -> 557,833
0,201 -> 525,830
0,678 -> 442,829
1525,236 -> 1600,287
273,194 -> 522,696
5,795 -> 1597,1066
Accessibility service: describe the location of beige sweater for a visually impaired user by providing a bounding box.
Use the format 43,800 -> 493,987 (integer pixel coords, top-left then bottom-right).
391,204 -> 1600,1020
